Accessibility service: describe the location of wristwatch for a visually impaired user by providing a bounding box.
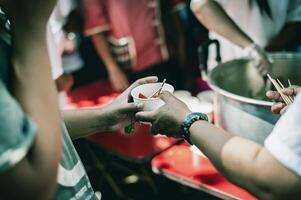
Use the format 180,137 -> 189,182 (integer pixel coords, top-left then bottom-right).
181,112 -> 208,144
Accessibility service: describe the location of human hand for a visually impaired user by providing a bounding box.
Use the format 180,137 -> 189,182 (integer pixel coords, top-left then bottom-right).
266,86 -> 300,114
244,44 -> 272,76
108,66 -> 130,92
136,91 -> 191,137
62,33 -> 77,55
102,76 -> 158,130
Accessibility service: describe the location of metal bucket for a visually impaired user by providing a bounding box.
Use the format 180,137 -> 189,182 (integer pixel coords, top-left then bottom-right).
208,53 -> 301,144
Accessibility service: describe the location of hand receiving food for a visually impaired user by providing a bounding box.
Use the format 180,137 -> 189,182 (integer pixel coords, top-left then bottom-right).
102,76 -> 158,131
266,86 -> 300,114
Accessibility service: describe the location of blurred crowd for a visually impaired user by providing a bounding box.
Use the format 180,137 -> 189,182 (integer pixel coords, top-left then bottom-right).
50,0 -> 301,101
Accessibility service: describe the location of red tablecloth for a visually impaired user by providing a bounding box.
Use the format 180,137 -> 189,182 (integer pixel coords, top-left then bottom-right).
151,143 -> 257,200
67,80 -> 179,160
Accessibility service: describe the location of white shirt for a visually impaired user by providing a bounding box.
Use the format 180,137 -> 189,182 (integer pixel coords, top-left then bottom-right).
47,0 -> 76,80
265,93 -> 301,177
47,26 -> 63,80
191,0 -> 301,70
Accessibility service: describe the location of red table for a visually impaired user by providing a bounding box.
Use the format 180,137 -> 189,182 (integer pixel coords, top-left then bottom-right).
151,142 -> 257,200
67,80 -> 180,160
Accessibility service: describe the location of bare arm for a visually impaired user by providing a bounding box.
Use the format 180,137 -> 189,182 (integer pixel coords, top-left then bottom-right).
136,91 -> 301,200
63,76 -> 158,139
191,0 -> 253,48
190,122 -> 301,200
0,1 -> 62,199
91,33 -> 129,91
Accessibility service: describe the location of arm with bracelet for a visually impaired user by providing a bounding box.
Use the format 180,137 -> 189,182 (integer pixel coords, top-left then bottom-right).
136,91 -> 301,200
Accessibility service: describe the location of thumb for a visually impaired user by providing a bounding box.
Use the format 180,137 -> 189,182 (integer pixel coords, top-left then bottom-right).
119,102 -> 144,114
135,110 -> 156,123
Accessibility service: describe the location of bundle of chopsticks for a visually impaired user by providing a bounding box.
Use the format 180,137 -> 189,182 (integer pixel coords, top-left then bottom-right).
267,74 -> 294,106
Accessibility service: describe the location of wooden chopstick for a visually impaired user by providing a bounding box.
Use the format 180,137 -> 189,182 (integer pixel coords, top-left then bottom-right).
149,79 -> 166,99
267,74 -> 293,106
276,79 -> 293,104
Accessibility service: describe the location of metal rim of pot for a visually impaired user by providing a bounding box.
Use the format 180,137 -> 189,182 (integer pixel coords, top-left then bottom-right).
207,52 -> 301,107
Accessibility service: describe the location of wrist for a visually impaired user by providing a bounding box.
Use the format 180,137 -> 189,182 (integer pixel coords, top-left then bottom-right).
181,112 -> 208,144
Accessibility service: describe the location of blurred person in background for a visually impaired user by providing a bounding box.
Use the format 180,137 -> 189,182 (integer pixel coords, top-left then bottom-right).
0,0 -> 158,199
83,0 -> 187,91
48,0 -> 83,107
191,0 -> 301,75
136,86 -> 301,200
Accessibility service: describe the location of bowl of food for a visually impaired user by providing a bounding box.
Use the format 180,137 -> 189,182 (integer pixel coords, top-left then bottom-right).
131,81 -> 174,111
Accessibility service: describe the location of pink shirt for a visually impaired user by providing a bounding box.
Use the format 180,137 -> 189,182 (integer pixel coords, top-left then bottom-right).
84,0 -> 184,72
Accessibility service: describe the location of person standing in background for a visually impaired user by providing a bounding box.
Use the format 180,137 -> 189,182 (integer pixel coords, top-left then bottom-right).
83,0 -> 186,91
191,0 -> 301,74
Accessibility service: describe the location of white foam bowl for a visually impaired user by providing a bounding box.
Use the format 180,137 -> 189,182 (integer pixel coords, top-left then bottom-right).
131,82 -> 174,111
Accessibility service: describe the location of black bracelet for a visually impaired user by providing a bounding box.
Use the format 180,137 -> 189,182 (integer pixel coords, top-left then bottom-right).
181,112 -> 208,144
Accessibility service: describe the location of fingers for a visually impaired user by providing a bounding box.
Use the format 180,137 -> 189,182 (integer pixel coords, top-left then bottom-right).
257,63 -> 268,76
119,102 -> 144,114
280,106 -> 288,115
124,76 -> 159,98
159,91 -> 177,103
135,110 -> 157,123
282,86 -> 300,96
130,76 -> 158,90
271,102 -> 286,114
266,90 -> 282,102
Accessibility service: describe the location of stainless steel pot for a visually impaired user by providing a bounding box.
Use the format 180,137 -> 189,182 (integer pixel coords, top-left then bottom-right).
208,53 -> 301,144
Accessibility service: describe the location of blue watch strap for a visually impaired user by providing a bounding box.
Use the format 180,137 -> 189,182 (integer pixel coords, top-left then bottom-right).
181,112 -> 208,144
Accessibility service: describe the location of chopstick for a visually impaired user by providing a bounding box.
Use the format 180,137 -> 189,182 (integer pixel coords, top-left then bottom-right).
267,74 -> 294,105
276,79 -> 294,103
149,79 -> 166,99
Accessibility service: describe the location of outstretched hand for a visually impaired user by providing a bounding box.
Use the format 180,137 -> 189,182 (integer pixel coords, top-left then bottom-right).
101,76 -> 159,130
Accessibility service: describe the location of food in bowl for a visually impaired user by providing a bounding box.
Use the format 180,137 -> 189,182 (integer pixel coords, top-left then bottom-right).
131,82 -> 174,112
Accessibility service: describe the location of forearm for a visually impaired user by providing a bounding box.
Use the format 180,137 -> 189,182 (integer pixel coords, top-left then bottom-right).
9,27 -> 61,197
91,33 -> 119,72
189,121 -> 301,199
266,22 -> 301,51
191,0 -> 253,48
62,107 -> 114,139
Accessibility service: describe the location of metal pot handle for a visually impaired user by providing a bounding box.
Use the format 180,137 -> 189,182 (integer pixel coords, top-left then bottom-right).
198,39 -> 222,75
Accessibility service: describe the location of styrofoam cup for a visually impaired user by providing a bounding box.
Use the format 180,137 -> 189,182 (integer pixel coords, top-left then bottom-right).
131,82 -> 174,112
